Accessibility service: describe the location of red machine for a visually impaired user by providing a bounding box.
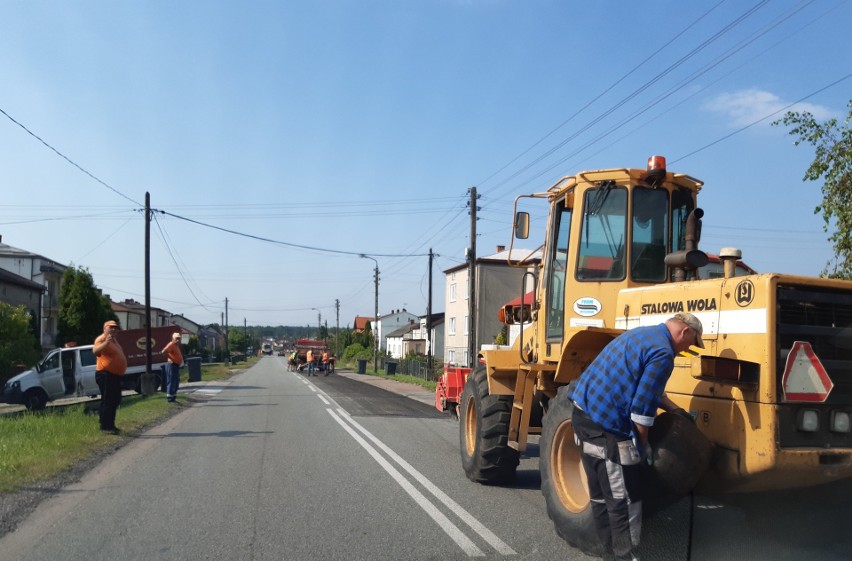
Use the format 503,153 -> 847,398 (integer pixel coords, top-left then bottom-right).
435,365 -> 471,418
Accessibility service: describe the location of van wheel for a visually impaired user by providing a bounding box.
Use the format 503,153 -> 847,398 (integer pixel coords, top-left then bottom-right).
23,389 -> 48,411
540,386 -> 605,556
459,366 -> 519,484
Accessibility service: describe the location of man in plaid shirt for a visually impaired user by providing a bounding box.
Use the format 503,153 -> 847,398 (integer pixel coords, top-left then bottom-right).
568,313 -> 703,561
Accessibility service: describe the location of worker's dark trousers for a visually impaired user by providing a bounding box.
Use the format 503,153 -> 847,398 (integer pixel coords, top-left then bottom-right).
572,407 -> 643,560
96,371 -> 123,430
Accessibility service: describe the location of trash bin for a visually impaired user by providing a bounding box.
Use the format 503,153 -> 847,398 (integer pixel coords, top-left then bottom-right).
186,356 -> 202,382
386,361 -> 397,375
357,359 -> 368,374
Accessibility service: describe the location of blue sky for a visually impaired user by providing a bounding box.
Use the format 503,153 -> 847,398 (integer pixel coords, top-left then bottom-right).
1,1 -> 850,328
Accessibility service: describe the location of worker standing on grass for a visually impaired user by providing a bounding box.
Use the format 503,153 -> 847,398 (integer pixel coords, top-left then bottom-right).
567,313 -> 703,561
161,332 -> 184,403
92,320 -> 127,434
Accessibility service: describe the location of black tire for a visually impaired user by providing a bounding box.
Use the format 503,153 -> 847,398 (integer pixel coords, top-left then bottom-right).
540,386 -> 605,557
23,389 -> 48,411
459,366 -> 519,484
645,410 -> 713,498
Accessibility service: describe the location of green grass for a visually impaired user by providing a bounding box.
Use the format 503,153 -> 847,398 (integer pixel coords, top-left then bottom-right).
0,395 -> 175,492
0,359 -> 250,493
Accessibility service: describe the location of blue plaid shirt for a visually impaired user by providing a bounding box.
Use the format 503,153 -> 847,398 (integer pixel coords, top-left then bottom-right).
568,323 -> 675,438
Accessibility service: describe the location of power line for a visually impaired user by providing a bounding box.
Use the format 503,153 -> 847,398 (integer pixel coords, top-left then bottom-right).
479,0 -> 770,206
672,71 -> 852,164
156,208 -> 430,258
0,106 -> 141,206
475,0 -> 728,189
152,212 -> 218,312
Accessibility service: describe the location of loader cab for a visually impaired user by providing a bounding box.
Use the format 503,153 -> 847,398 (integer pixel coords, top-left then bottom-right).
513,157 -> 705,357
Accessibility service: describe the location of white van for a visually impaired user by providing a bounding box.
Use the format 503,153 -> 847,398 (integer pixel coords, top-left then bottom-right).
3,345 -> 101,410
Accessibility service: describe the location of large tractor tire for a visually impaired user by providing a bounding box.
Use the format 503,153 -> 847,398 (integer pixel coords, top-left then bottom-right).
459,366 -> 519,484
540,386 -> 604,557
645,410 -> 713,498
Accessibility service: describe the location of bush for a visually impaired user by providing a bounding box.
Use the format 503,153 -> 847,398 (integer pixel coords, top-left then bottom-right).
342,343 -> 371,361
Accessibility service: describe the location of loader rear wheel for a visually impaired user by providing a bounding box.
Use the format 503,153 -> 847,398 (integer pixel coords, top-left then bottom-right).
540,386 -> 604,557
459,366 -> 519,484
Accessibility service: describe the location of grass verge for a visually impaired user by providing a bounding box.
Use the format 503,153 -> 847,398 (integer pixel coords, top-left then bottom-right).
0,359 -> 252,493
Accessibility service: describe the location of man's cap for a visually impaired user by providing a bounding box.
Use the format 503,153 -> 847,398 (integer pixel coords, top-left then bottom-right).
104,320 -> 119,329
671,312 -> 704,348
172,332 -> 181,340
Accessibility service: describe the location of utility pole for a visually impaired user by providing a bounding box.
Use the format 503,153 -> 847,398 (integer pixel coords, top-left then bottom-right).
467,187 -> 479,368
142,192 -> 154,395
225,297 -> 229,362
335,298 -> 340,356
244,317 -> 247,356
427,248 -> 433,378
360,254 -> 379,373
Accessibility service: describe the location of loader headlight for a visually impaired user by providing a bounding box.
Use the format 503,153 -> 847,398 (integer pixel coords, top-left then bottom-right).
830,411 -> 851,433
797,409 -> 820,432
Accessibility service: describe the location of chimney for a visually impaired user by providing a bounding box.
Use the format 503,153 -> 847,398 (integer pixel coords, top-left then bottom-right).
497,245 -> 506,253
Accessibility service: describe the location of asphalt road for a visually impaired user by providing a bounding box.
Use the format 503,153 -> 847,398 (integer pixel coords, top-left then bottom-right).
2,357 -> 851,561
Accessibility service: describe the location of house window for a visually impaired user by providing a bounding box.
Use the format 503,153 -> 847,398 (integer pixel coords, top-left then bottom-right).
464,315 -> 469,335
464,351 -> 469,366
449,283 -> 457,302
449,317 -> 456,335
448,350 -> 455,364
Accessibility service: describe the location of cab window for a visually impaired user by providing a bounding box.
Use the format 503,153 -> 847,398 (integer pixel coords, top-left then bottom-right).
545,196 -> 573,339
577,182 -> 627,281
631,187 -> 669,282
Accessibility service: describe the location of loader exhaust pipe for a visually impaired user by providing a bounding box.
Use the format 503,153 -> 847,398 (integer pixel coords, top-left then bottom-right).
665,208 -> 708,282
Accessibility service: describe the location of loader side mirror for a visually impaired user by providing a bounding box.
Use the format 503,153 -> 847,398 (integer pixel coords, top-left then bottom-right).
515,211 -> 530,239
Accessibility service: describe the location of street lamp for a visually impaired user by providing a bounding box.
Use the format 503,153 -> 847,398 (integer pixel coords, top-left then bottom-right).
359,254 -> 379,373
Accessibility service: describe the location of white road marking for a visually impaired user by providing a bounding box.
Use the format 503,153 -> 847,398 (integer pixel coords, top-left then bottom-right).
302,374 -> 513,556
327,408 -> 485,557
194,387 -> 224,396
336,408 -> 516,555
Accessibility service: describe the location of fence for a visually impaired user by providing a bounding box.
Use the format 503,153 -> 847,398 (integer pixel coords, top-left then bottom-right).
380,357 -> 443,382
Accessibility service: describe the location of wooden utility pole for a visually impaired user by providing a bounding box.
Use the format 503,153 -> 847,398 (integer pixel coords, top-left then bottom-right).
141,192 -> 155,396
427,248 -> 433,377
335,298 -> 340,355
467,187 -> 479,368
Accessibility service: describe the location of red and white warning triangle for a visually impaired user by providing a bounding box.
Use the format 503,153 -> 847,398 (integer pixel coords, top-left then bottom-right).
782,341 -> 834,403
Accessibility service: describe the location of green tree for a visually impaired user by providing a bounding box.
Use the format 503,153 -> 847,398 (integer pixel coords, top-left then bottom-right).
775,101 -> 852,279
56,266 -> 117,346
228,329 -> 246,353
0,302 -> 41,383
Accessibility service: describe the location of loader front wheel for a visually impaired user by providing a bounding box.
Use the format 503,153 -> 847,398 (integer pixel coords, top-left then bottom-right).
540,386 -> 604,556
459,366 -> 519,484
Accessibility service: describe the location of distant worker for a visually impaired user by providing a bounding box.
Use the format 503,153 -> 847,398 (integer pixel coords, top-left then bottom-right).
92,320 -> 127,434
567,313 -> 703,561
289,350 -> 298,371
322,351 -> 330,375
306,349 -> 315,376
161,332 -> 184,403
